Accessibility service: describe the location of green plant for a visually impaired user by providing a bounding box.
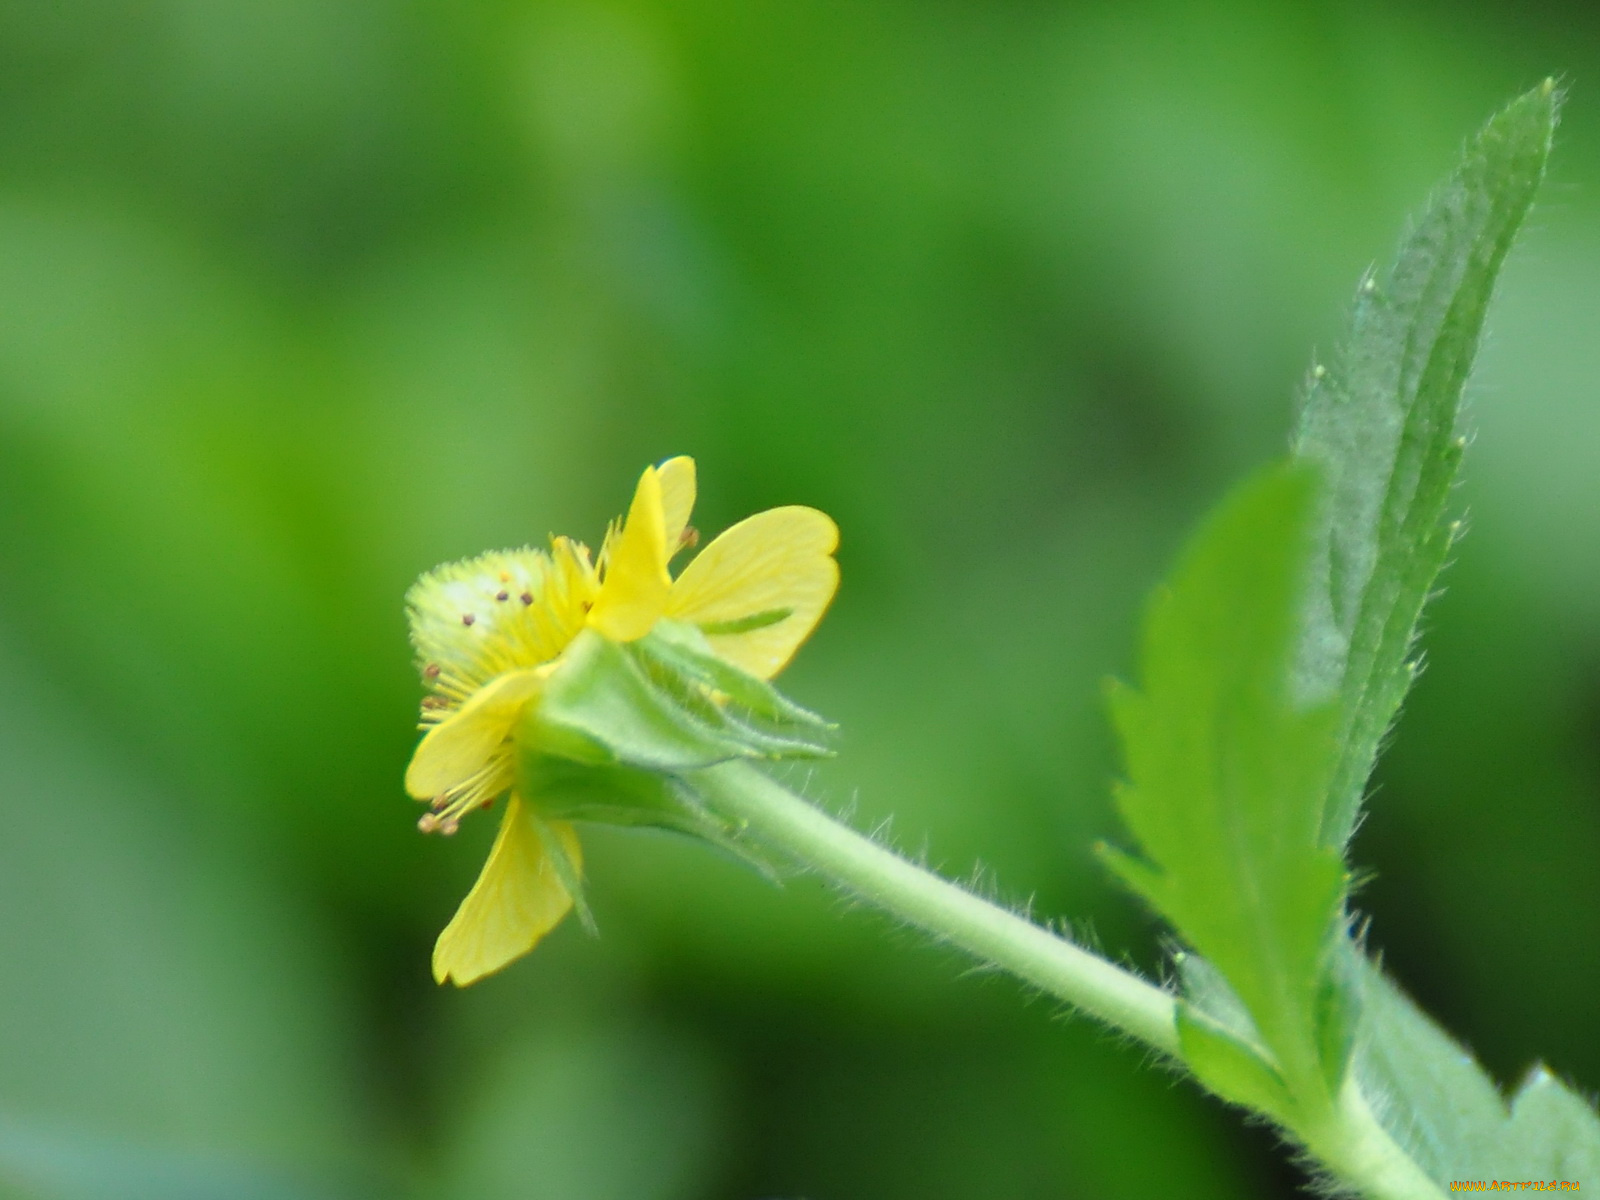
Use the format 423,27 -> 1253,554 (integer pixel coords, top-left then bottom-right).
403,81 -> 1595,1196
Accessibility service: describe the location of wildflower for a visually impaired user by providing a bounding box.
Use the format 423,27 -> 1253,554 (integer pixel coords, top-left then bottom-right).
404,456 -> 839,985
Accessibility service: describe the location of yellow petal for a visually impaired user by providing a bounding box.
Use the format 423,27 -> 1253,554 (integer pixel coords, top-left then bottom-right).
667,506 -> 840,679
432,797 -> 580,986
404,669 -> 542,799
587,466 -> 672,642
657,456 -> 697,555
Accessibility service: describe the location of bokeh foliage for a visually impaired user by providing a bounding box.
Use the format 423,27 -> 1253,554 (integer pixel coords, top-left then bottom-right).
1,2 -> 1597,1197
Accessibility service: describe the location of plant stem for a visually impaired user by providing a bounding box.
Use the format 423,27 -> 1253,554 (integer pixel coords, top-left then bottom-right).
689,759 -> 1180,1057
1297,1079 -> 1447,1200
690,760 -> 1446,1200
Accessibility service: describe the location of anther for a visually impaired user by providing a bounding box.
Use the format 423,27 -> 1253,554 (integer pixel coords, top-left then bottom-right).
423,663 -> 441,679
421,695 -> 448,710
462,613 -> 476,627
680,525 -> 700,549
520,592 -> 534,605
439,818 -> 460,837
418,813 -> 439,834
496,591 -> 510,602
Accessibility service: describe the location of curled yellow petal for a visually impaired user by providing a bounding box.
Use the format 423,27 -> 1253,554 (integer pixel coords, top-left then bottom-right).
587,466 -> 672,642
432,797 -> 580,986
657,455 -> 697,555
667,505 -> 840,679
404,669 -> 543,799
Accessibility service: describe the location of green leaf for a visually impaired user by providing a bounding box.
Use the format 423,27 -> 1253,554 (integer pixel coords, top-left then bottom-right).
1173,954 -> 1292,1122
1291,81 -> 1560,850
1312,944 -> 1362,1096
1504,1069 -> 1600,1181
1177,1011 -> 1292,1125
1104,464 -> 1346,1099
1351,949 -> 1600,1183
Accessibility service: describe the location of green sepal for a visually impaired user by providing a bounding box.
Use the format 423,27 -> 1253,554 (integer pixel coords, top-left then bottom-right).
518,751 -> 783,880
529,625 -> 834,774
515,623 -> 829,876
642,619 -> 832,736
521,751 -> 700,827
529,808 -> 595,933
529,630 -> 733,770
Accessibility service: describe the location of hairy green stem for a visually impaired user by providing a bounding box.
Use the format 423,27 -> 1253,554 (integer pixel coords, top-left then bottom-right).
690,760 -> 1445,1200
690,759 -> 1180,1057
1299,1080 -> 1447,1200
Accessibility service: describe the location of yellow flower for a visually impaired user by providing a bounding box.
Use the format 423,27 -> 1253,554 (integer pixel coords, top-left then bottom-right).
404,456 -> 839,985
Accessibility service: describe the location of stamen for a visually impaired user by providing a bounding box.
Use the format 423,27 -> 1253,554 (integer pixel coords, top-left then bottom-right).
422,752 -> 516,832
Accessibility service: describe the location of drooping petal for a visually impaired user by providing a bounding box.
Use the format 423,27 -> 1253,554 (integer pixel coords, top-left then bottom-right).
587,466 -> 672,642
432,796 -> 580,985
405,669 -> 543,799
657,456 -> 697,554
667,505 -> 840,679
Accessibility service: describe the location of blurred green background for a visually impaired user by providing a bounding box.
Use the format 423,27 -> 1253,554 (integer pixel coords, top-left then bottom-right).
1,1 -> 1596,1197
